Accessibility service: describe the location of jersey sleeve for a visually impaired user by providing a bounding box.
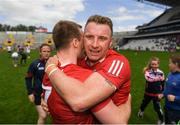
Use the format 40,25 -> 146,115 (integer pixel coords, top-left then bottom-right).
97,55 -> 131,89
91,98 -> 111,112
145,71 -> 154,82
25,62 -> 35,95
42,73 -> 52,87
145,70 -> 165,82
175,96 -> 180,103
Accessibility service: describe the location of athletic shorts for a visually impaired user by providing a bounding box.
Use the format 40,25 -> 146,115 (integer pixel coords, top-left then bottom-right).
34,93 -> 41,105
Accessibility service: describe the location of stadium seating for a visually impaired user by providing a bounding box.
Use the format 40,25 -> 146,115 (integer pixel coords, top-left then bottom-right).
119,35 -> 179,52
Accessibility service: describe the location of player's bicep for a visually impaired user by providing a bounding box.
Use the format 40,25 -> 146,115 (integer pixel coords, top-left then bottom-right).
93,100 -> 122,124
83,72 -> 116,105
93,94 -> 131,123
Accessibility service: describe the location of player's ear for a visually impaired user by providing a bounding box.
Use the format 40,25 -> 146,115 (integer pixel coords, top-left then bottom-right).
72,38 -> 79,48
109,38 -> 113,48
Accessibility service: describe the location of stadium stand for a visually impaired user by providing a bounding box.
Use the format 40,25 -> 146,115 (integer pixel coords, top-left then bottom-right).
119,35 -> 179,52
117,0 -> 180,52
0,32 -> 50,50
136,6 -> 180,35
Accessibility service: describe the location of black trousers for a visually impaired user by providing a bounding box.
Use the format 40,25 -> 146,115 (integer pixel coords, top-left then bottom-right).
20,57 -> 27,64
140,94 -> 164,121
164,106 -> 180,124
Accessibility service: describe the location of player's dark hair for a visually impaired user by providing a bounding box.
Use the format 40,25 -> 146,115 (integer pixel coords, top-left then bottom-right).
39,43 -> 51,52
52,20 -> 82,50
170,54 -> 180,68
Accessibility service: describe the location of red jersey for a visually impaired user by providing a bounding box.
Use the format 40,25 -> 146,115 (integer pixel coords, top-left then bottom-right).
43,64 -> 95,124
42,74 -> 52,102
79,49 -> 131,107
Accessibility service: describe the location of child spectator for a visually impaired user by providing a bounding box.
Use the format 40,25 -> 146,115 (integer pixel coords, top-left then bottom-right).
138,57 -> 165,124
159,54 -> 180,124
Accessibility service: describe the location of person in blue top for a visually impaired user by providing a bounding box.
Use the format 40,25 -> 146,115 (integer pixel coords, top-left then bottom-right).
25,43 -> 51,124
159,54 -> 180,124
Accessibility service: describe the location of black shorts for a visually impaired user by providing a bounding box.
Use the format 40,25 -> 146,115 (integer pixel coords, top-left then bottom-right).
34,93 -> 41,105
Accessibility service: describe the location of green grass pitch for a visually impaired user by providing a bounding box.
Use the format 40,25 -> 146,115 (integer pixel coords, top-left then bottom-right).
0,49 -> 178,124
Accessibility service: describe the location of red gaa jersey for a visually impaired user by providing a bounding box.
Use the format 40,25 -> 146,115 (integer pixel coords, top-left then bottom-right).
42,74 -> 52,102
79,49 -> 131,109
43,64 -> 95,124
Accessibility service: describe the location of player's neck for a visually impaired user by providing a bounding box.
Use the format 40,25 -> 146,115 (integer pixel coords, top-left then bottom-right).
57,49 -> 77,65
86,57 -> 106,66
87,60 -> 97,66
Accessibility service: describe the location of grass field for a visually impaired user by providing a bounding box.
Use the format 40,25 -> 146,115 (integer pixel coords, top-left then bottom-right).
0,49 -> 178,124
